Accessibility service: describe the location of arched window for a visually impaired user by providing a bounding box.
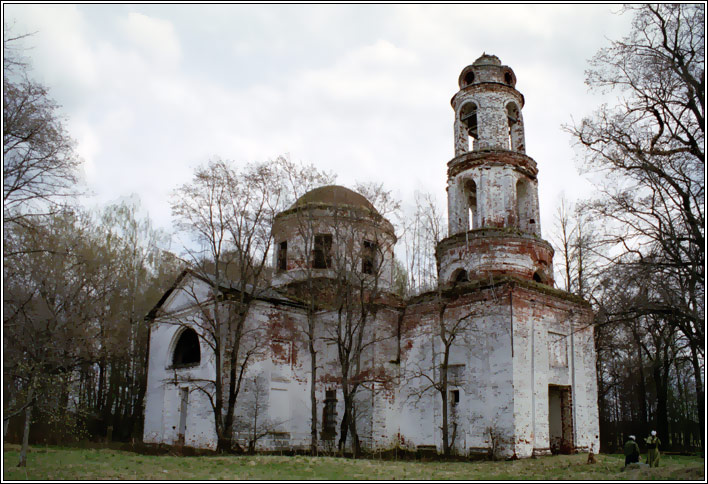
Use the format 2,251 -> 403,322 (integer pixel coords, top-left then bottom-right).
533,272 -> 543,283
460,102 -> 478,151
464,71 -> 475,86
464,179 -> 478,230
506,102 -> 525,153
516,178 -> 532,231
506,102 -> 520,150
172,328 -> 201,367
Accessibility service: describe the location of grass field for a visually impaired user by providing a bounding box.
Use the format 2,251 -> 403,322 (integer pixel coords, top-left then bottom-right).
2,444 -> 704,481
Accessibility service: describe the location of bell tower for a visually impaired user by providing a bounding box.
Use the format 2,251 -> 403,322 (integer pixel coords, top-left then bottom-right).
437,54 -> 555,286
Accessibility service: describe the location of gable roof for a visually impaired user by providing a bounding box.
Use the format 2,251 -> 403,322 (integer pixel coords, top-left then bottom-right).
145,268 -> 303,321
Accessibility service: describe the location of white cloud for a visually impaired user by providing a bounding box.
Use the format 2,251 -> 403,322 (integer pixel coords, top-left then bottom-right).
5,4 -> 97,88
117,12 -> 181,68
3,3 -> 636,237
68,121 -> 101,183
295,40 -> 420,103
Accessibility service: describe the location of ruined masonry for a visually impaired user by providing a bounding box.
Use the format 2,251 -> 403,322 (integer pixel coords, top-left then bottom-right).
143,54 -> 600,458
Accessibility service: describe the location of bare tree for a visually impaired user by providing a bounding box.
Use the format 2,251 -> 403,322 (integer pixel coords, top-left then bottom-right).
551,195 -> 600,301
169,158 -> 288,451
400,192 -> 445,296
3,30 -> 82,228
321,183 -> 399,457
276,159 -> 336,454
566,3 -> 704,446
592,259 -> 702,451
233,372 -> 283,453
406,298 -> 481,456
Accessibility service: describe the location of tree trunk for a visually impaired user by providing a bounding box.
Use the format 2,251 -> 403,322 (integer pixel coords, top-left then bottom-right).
309,330 -> 318,455
690,343 -> 704,448
440,380 -> 449,456
653,360 -> 670,448
338,385 -> 351,455
18,384 -> 34,468
221,308 -> 247,453
348,409 -> 361,458
631,328 -> 648,426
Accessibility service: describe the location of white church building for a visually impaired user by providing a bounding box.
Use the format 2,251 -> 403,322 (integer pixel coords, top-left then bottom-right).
142,55 -> 600,458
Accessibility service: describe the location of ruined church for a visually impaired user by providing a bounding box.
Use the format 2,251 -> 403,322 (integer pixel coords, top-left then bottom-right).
143,54 -> 600,458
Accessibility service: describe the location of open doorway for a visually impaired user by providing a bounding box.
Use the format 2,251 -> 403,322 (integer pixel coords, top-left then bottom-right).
548,385 -> 573,454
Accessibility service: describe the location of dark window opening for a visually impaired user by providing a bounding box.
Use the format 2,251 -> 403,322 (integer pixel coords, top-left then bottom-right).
504,72 -> 513,85
533,272 -> 543,283
277,241 -> 287,272
450,389 -> 460,406
362,240 -> 377,275
321,389 -> 337,440
172,328 -> 201,367
313,234 -> 332,269
464,71 -> 475,86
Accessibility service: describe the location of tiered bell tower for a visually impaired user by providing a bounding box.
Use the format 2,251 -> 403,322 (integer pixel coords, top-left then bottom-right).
437,54 -> 555,286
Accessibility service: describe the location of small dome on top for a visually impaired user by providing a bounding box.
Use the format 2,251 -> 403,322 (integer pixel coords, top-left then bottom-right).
291,185 -> 377,212
458,54 -> 516,90
473,53 -> 501,66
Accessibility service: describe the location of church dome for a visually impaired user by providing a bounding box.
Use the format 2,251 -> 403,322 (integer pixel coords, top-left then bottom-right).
272,184 -> 395,289
457,53 -> 518,93
291,185 -> 377,212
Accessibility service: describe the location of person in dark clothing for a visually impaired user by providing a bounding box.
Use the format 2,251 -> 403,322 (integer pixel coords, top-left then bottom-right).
623,435 -> 640,467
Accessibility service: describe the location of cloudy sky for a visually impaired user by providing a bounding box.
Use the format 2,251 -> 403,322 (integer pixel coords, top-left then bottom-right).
5,4 -> 633,248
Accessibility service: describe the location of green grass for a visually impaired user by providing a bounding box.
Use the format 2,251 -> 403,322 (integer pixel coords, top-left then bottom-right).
2,445 -> 704,481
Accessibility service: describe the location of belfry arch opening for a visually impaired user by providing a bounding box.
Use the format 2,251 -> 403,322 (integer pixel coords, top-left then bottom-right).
464,179 -> 478,230
506,102 -> 523,152
516,178 -> 533,232
460,102 -> 478,152
172,328 -> 201,368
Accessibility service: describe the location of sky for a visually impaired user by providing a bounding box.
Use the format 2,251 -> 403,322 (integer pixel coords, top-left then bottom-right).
4,3 -> 634,252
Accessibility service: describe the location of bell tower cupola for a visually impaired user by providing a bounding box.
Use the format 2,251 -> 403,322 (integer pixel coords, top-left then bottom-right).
454,54 -> 526,155
438,54 -> 555,286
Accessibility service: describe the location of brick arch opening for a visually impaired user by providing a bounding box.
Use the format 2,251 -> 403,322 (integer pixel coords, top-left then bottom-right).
451,268 -> 469,284
506,102 -> 524,152
464,178 -> 478,230
516,178 -> 533,232
460,102 -> 479,152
